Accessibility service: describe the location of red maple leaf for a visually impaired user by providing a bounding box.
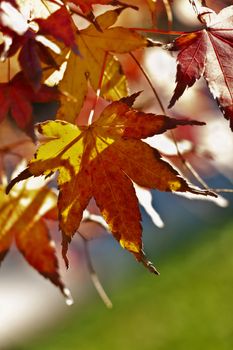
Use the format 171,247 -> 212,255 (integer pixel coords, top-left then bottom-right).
168,5 -> 233,131
0,5 -> 77,89
35,6 -> 78,53
0,72 -> 59,129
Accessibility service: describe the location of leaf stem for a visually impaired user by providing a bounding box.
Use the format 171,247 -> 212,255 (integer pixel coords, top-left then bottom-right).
41,0 -> 52,14
44,0 -> 62,8
209,188 -> 233,193
129,28 -> 185,35
82,238 -> 113,309
163,0 -> 173,31
170,130 -> 212,191
188,0 -> 202,15
88,51 -> 108,125
129,54 -> 214,194
129,52 -> 166,114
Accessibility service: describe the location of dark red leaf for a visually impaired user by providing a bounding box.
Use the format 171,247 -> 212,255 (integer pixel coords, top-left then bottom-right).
169,5 -> 233,131
0,72 -> 59,129
35,6 -> 78,53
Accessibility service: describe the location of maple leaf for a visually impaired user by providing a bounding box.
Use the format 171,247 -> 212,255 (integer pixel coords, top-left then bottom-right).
7,95 -> 213,273
0,1 -> 42,83
168,5 -> 233,131
0,166 -> 68,297
68,0 -> 112,14
0,72 -> 59,131
58,9 -> 151,123
67,0 -> 137,15
0,28 -> 60,89
0,4 -> 77,89
34,6 -> 78,53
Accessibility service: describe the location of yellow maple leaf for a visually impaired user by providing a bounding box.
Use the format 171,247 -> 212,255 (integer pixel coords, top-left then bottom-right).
58,9 -> 150,123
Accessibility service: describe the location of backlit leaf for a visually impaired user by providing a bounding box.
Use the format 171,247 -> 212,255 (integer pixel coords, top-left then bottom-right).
168,5 -> 233,131
58,9 -> 149,123
35,6 -> 78,53
7,96 -> 213,272
0,72 -> 59,131
0,167 -> 66,296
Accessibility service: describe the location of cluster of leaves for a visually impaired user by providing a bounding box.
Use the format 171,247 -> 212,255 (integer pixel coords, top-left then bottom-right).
0,0 -> 232,304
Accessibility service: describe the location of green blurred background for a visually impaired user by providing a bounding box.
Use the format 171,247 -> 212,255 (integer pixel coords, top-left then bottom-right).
9,216 -> 233,350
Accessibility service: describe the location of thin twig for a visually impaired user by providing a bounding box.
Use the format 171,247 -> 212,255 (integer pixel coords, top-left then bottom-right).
129,52 -> 166,115
130,52 -> 218,192
44,0 -> 63,8
189,0 -> 202,14
163,0 -> 173,31
82,237 -> 113,309
129,27 -> 185,35
170,131 -> 211,191
169,134 -> 222,197
41,0 -> 52,14
209,188 -> 233,193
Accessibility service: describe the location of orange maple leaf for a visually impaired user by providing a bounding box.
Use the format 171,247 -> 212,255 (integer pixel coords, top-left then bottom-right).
7,96 -> 214,272
0,167 -> 67,297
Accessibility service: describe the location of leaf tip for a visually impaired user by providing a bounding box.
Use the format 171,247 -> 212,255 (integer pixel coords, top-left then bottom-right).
141,254 -> 160,275
6,168 -> 32,194
120,91 -> 142,107
61,233 -> 71,269
136,250 -> 160,275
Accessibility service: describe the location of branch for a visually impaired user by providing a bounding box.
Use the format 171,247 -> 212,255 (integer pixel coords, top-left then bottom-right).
163,0 -> 173,31
129,52 -> 166,115
82,237 -> 113,309
188,0 -> 202,14
129,52 -> 215,194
